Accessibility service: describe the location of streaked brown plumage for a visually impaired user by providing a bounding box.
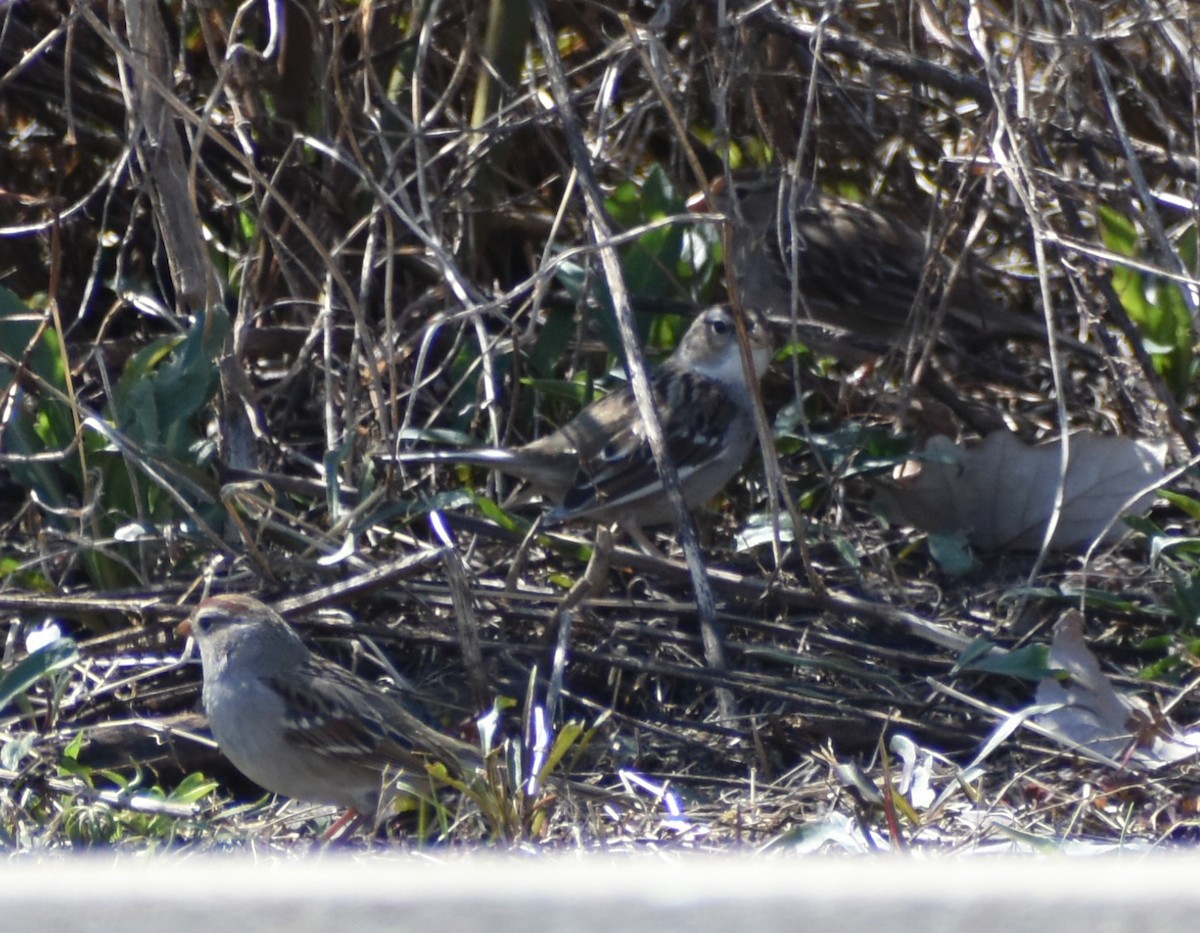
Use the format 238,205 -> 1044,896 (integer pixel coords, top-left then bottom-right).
394,305 -> 773,543
179,595 -> 480,821
714,175 -> 1042,353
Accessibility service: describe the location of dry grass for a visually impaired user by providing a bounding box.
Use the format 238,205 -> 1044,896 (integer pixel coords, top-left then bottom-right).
1,0 -> 1199,851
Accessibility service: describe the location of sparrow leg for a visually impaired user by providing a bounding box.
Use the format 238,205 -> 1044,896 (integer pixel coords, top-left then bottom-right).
556,524 -> 614,610
505,513 -> 546,592
322,807 -> 364,842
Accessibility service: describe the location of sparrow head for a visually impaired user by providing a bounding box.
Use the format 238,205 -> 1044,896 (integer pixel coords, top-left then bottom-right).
178,594 -> 306,668
674,305 -> 773,387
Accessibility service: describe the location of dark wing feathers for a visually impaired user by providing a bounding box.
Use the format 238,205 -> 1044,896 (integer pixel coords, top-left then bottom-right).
268,657 -> 478,775
554,366 -> 739,519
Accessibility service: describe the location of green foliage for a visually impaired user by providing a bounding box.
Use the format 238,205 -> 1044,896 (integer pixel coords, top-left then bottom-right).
0,555 -> 52,592
1098,206 -> 1196,396
471,493 -> 530,533
361,487 -> 476,529
796,422 -> 915,478
557,164 -> 720,361
926,530 -> 979,577
956,638 -> 1054,680
606,165 -> 712,307
454,691 -> 597,842
1122,492 -> 1200,681
0,287 -> 75,510
427,166 -> 724,512
519,374 -> 604,407
0,635 -> 79,716
0,287 -> 227,590
54,736 -> 219,845
527,300 -> 578,379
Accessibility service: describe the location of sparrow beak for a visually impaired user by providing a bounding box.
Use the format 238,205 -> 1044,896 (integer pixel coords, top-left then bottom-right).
176,619 -> 194,637
686,175 -> 729,214
685,190 -> 710,212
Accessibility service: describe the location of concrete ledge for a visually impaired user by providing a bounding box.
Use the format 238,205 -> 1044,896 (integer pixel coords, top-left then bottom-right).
3,853 -> 1198,931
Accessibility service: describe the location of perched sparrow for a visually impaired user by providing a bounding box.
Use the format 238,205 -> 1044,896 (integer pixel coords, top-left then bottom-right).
395,305 -> 773,545
178,594 -> 481,823
711,175 -> 1042,352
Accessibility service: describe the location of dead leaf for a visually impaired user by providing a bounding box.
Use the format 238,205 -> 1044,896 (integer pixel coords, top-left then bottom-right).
1032,611 -> 1200,770
876,430 -> 1166,551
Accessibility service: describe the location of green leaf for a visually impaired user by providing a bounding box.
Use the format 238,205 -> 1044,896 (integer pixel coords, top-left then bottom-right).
646,312 -> 686,354
640,165 -> 676,216
357,489 -> 475,528
1,732 -> 38,770
1138,633 -> 1174,654
324,433 -> 356,517
804,424 -> 913,476
955,637 -> 996,668
0,289 -> 79,504
958,641 -> 1054,680
472,494 -> 528,532
117,376 -> 161,446
528,302 -> 577,378
1097,205 -> 1194,393
3,400 -> 71,507
0,638 -> 80,713
927,531 -> 978,576
1056,586 -> 1153,614
536,720 -> 586,785
614,167 -> 688,302
63,730 -> 85,761
1150,534 -> 1200,566
1139,655 -> 1185,682
1180,224 -> 1198,273
1161,489 -> 1200,522
167,771 -> 220,804
830,533 -> 861,569
1098,205 -> 1139,256
518,375 -> 604,407
151,307 -> 227,431
0,286 -> 65,391
605,179 -> 644,228
1169,571 -> 1200,625
0,556 -> 51,590
113,308 -> 226,447
554,258 -> 608,311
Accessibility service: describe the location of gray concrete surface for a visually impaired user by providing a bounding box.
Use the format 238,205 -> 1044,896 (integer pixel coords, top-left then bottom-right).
2,852 -> 1196,931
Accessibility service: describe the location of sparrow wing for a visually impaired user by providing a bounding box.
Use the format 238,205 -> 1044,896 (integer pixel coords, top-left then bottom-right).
549,366 -> 741,522
268,657 -> 479,777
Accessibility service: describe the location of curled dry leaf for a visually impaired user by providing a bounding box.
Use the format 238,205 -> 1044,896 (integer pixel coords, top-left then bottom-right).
1032,610 -> 1200,770
876,430 -> 1167,551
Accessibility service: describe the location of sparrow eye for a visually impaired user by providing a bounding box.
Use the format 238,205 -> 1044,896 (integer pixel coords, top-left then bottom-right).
709,317 -> 730,336
193,613 -> 215,635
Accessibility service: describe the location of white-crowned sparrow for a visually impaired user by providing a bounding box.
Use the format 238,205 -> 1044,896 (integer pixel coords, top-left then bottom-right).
712,175 -> 1042,352
178,594 -> 481,822
395,305 -> 773,543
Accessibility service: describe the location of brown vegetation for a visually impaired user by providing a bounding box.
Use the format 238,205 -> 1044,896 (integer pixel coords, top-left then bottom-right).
1,0 -> 1199,850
